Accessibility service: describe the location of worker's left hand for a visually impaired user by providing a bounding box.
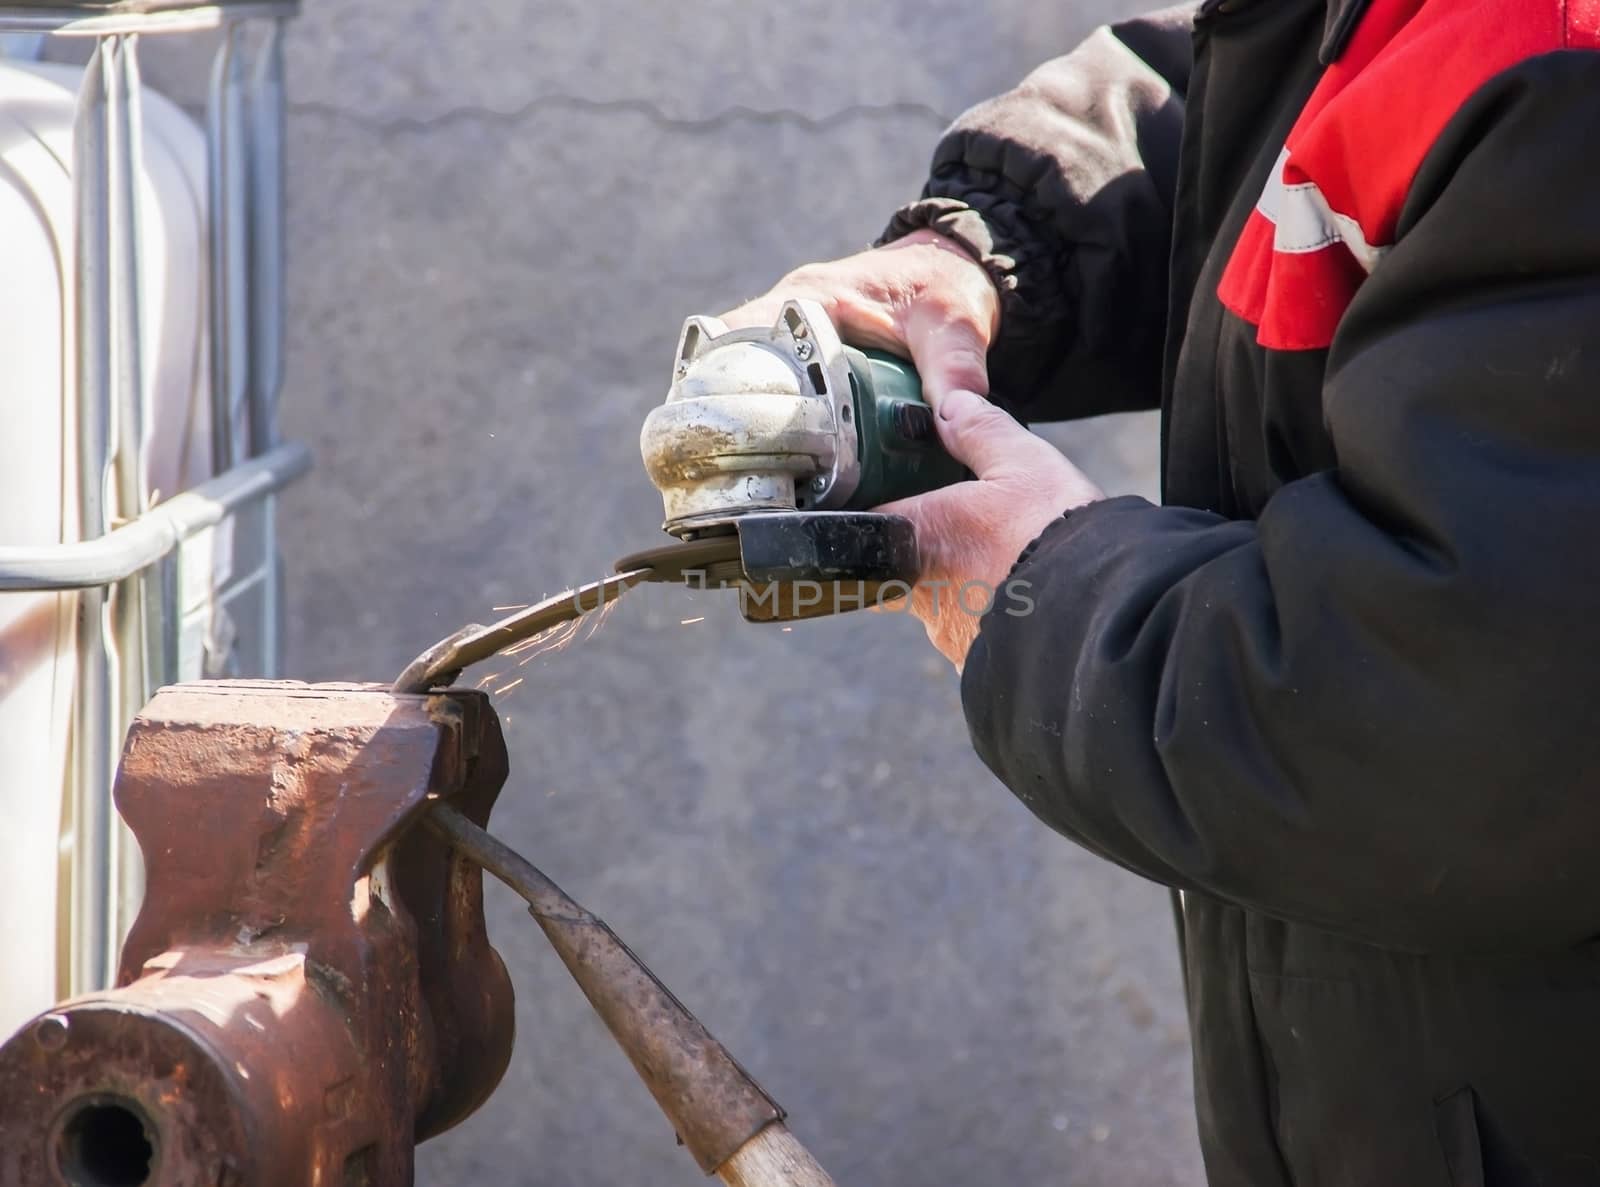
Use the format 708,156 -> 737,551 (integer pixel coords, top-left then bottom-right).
877,390 -> 1104,671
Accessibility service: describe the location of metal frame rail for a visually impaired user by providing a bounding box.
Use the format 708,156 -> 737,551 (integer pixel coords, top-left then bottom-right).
0,0 -> 306,999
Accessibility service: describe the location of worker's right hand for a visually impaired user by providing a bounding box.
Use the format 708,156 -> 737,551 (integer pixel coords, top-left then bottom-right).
718,229 -> 1001,411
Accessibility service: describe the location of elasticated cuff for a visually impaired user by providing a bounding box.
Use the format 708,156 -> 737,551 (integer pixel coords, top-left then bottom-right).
876,185 -> 1072,407
877,196 -> 1020,299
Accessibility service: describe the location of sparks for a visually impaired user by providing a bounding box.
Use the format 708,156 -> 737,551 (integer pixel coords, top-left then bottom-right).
496,677 -> 525,695
505,618 -> 572,656
492,603 -> 530,612
475,579 -> 629,678
680,616 -> 705,625
513,617 -> 586,665
583,595 -> 621,641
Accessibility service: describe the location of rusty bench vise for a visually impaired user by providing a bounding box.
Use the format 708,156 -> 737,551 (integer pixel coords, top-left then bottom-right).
0,681 -> 516,1187
0,680 -> 833,1187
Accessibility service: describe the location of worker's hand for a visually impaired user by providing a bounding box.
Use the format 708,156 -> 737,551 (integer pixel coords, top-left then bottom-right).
719,230 -> 1000,409
877,390 -> 1104,671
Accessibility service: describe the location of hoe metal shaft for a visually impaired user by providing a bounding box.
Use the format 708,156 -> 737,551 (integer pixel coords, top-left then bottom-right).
427,804 -> 838,1187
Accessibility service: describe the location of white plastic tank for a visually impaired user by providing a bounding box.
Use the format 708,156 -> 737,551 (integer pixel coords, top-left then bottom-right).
0,58 -> 211,1036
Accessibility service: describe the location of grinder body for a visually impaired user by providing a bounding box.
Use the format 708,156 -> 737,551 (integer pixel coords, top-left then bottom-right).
640,299 -> 965,536
632,300 -> 967,620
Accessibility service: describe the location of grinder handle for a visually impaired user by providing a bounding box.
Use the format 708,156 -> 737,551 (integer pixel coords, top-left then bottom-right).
844,346 -> 971,509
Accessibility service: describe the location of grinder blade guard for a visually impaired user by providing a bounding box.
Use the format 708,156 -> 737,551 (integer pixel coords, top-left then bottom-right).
630,300 -> 966,621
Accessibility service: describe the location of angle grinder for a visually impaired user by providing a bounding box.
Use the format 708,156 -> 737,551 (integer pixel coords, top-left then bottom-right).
393,301 -> 966,693
616,299 -> 967,621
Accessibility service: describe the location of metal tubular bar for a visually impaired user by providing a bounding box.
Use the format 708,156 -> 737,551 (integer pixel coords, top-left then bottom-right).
143,554 -> 179,695
0,4 -> 297,38
70,36 -> 116,994
247,16 -> 283,455
248,16 -> 286,672
0,441 -> 312,591
207,21 -> 250,471
109,31 -> 148,943
109,34 -> 143,527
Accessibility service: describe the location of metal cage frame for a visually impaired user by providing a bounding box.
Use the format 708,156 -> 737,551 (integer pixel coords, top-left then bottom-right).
0,0 -> 309,1000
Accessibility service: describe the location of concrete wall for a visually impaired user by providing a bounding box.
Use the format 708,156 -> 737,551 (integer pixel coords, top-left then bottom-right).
148,3 -> 1199,1182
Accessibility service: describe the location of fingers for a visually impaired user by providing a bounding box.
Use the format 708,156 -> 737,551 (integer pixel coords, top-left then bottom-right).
718,286 -> 836,332
900,303 -> 992,409
876,478 -> 1000,578
928,389 -> 1043,478
716,297 -> 782,331
717,235 -> 999,412
720,258 -> 859,331
718,279 -> 989,412
879,389 -> 1105,563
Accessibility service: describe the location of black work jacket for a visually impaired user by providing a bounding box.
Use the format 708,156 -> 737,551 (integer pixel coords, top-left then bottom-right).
882,1 -> 1600,1183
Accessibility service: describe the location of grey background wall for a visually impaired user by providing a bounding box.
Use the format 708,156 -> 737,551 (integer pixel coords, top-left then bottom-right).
142,3 -> 1200,1183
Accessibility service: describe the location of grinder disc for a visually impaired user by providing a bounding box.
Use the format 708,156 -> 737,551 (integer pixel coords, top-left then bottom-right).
613,533 -> 745,586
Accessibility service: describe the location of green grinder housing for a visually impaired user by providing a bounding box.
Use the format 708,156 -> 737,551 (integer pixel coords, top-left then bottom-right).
840,343 -> 968,510
639,298 -> 967,537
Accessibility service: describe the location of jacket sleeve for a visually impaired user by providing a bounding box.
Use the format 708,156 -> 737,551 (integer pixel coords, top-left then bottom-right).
878,4 -> 1196,421
960,52 -> 1600,956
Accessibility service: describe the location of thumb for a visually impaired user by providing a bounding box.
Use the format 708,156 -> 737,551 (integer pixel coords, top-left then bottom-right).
902,306 -> 991,411
933,388 -> 1040,478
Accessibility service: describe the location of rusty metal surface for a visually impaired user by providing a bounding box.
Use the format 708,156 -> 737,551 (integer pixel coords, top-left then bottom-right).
426,804 -> 784,1175
0,681 -> 514,1187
